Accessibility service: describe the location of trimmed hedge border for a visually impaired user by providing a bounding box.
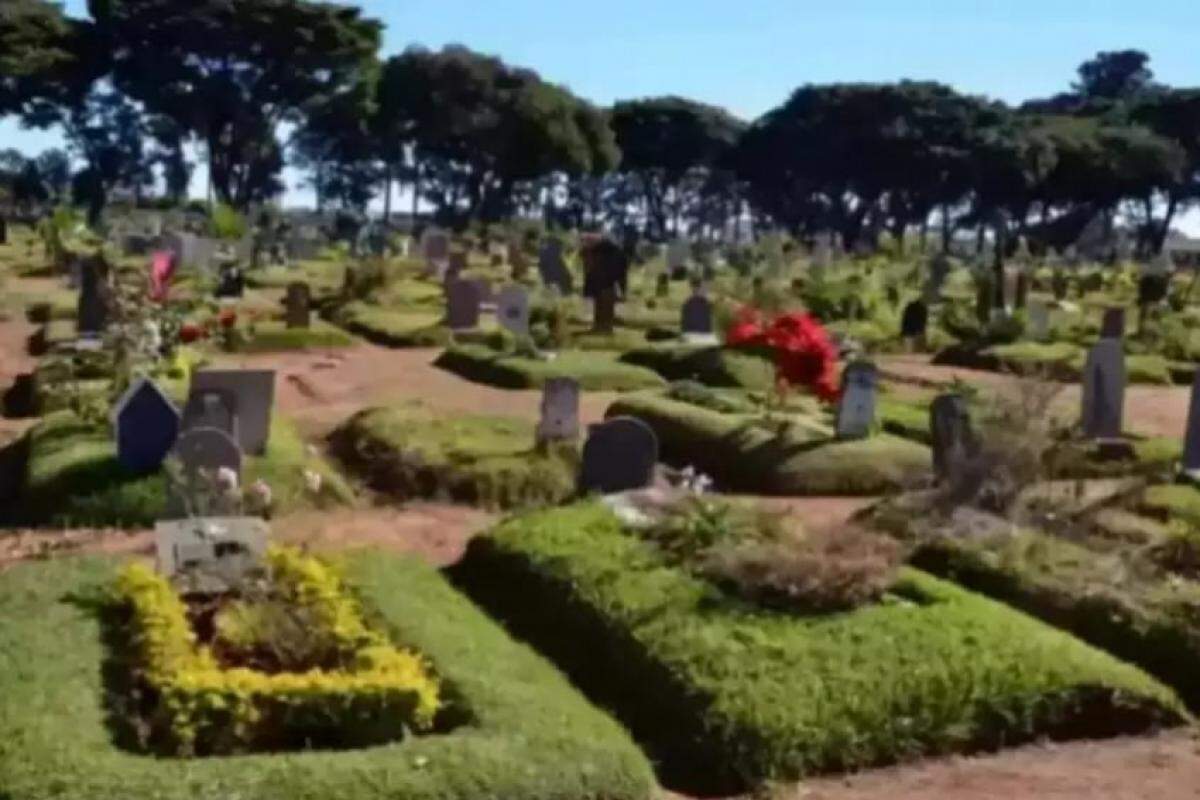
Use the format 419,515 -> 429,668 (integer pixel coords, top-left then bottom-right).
619,344 -> 776,389
435,344 -> 666,391
0,553 -> 656,800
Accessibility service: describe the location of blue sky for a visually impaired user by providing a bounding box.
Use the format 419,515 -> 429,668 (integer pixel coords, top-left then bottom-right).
3,0 -> 1199,225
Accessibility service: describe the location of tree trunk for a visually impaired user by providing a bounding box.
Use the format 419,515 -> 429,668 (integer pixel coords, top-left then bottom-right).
382,162 -> 393,224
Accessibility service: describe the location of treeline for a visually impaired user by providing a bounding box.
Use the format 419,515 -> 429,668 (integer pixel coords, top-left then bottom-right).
1,0 -> 1197,254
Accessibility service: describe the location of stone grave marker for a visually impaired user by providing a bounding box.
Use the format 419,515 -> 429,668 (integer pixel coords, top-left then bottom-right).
537,378 -> 581,443
900,300 -> 928,340
447,251 -> 469,280
496,285 -> 530,337
422,228 -> 450,272
0,216 -> 6,245
928,253 -> 951,298
538,239 -> 573,294
171,426 -> 244,515
592,288 -> 617,334
155,517 -> 269,594
680,292 -> 714,336
183,370 -> 275,455
445,280 -> 481,330
930,393 -> 978,482
214,262 -> 245,298
77,254 -> 111,337
835,362 -> 878,440
1182,368 -> 1200,478
1027,299 -> 1050,340
1081,339 -> 1125,440
667,239 -> 690,277
112,378 -> 180,474
285,282 -> 311,328
1139,273 -> 1170,307
1101,307 -> 1126,339
579,416 -> 659,494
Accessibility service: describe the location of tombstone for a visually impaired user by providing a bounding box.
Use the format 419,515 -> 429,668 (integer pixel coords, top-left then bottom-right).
1051,270 -> 1069,301
155,517 -> 269,594
171,426 -> 244,515
578,416 -> 659,494
1014,270 -> 1030,309
447,251 -> 469,280
496,285 -> 531,337
215,262 -> 245,298
285,282 -> 311,328
1182,369 -> 1200,477
1027,299 -> 1050,341
899,300 -> 928,340
1100,307 -> 1126,339
835,362 -> 878,440
680,293 -> 714,335
508,241 -> 529,280
0,216 -> 7,245
592,288 -> 617,334
112,378 -> 181,474
667,239 -> 690,278
422,228 -> 450,272
537,378 -> 581,444
1138,273 -> 1169,307
812,234 -> 833,272
655,273 -> 670,298
77,254 -> 111,336
930,394 -> 978,482
445,280 -> 481,330
537,239 -> 573,294
183,370 -> 275,455
286,234 -> 322,261
469,278 -> 494,306
1081,339 -> 1125,440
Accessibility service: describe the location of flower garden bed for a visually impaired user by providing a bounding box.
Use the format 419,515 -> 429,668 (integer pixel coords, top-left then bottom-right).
435,343 -> 665,391
329,403 -> 577,509
452,503 -> 1186,792
0,552 -> 655,800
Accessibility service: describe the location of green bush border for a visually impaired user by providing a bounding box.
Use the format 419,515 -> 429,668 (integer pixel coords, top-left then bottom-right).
435,344 -> 665,391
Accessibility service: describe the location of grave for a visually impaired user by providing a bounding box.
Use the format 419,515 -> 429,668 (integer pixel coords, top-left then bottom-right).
1027,299 -> 1050,340
899,300 -> 928,341
1081,339 -> 1126,441
445,280 -> 481,330
155,516 -> 269,595
422,228 -> 450,273
171,426 -> 245,516
1100,307 -> 1126,339
182,370 -> 276,455
930,393 -> 978,482
538,239 -> 573,294
592,288 -> 617,334
447,251 -> 469,280
496,285 -> 531,337
680,292 -> 714,336
579,416 -> 659,494
1182,369 -> 1200,479
76,254 -> 111,337
285,282 -> 312,328
667,239 -> 690,278
215,262 -> 245,298
835,362 -> 878,440
537,378 -> 581,443
112,378 -> 181,474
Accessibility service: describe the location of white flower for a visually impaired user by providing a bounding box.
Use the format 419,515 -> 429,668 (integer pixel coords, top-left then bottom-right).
692,474 -> 714,495
250,479 -> 272,507
303,469 -> 323,495
216,467 -> 239,493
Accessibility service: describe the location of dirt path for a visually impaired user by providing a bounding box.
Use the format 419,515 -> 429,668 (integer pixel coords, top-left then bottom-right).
214,344 -> 618,438
878,355 -> 1191,440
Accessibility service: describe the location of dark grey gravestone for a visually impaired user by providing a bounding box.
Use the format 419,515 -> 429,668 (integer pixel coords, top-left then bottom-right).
76,254 -> 111,336
470,278 -> 494,305
215,263 -> 245,298
929,253 -> 950,295
181,389 -> 239,441
1139,273 -> 1169,307
579,416 -> 659,495
155,517 -> 269,594
184,370 -> 275,455
930,393 -> 978,482
445,280 -> 481,330
422,229 -> 450,273
0,216 -> 6,244
174,426 -> 243,486
1081,339 -> 1125,440
1182,369 -> 1200,474
900,300 -> 928,339
112,378 -> 180,474
592,287 -> 617,333
285,282 -> 311,328
496,285 -> 530,337
447,251 -> 469,280
538,240 -> 573,294
537,378 -> 581,443
835,362 -> 878,440
680,294 -> 714,335
1101,307 -> 1126,339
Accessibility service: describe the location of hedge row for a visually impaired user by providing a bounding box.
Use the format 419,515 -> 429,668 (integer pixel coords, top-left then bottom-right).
435,344 -> 665,391
619,344 -> 776,389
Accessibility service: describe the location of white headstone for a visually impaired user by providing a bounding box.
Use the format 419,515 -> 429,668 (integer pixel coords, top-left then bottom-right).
496,285 -> 531,337
537,378 -> 581,443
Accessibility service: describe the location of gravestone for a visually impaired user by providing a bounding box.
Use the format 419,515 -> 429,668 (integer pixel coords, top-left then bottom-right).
592,288 -> 617,334
155,517 -> 269,594
900,300 -> 928,340
537,378 -> 581,443
172,426 -> 244,517
579,416 -> 659,494
77,254 -> 111,336
1051,270 -> 1069,300
538,239 -> 573,294
447,251 -> 469,280
1014,270 -> 1030,309
183,370 -> 275,455
835,362 -> 878,440
1101,307 -> 1126,339
667,239 -> 690,277
469,278 -> 494,306
1138,274 -> 1169,307
1027,299 -> 1050,340
496,285 -> 531,337
214,262 -> 245,298
1182,369 -> 1200,477
1081,339 -> 1125,440
680,293 -> 714,335
285,282 -> 311,328
445,280 -> 481,330
286,235 -> 322,261
422,228 -> 450,273
508,241 -> 529,279
930,393 -> 978,482
112,378 -> 180,474
0,216 -> 6,245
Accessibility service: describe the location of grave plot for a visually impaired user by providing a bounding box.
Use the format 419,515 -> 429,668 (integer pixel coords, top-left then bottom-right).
435,344 -> 665,391
0,551 -> 655,800
453,501 -> 1186,794
329,397 -> 579,509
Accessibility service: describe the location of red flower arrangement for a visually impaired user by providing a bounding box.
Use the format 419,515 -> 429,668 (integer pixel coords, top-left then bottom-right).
179,323 -> 204,343
218,309 -> 238,328
726,307 -> 840,403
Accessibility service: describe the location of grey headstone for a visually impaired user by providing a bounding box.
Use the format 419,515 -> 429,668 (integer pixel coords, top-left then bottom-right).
1100,307 -> 1126,339
592,288 -> 617,333
579,416 -> 659,494
422,228 -> 450,271
537,378 -> 580,443
835,362 -> 878,440
285,282 -> 311,328
447,251 -> 469,280
1081,339 -> 1125,440
76,254 -> 110,336
112,378 -> 180,474
667,239 -> 690,273
182,389 -> 239,440
184,370 -> 275,455
1027,300 -> 1050,340
930,393 -> 978,482
1182,369 -> 1200,473
496,285 -> 531,337
538,240 -> 573,294
155,517 -> 268,594
680,293 -> 714,335
445,280 -> 481,330
900,300 -> 928,339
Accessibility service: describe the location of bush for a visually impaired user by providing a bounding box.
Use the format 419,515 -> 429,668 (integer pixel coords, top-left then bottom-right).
620,344 -> 776,389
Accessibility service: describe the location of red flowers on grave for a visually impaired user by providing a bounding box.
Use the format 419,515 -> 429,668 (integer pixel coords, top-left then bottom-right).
179,323 -> 204,343
725,306 -> 841,403
218,308 -> 237,328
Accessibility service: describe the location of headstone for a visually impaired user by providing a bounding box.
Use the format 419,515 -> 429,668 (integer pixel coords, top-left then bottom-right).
285,282 -> 311,329
899,300 -> 928,340
445,280 -> 481,330
496,285 -> 531,337
680,293 -> 714,335
1182,369 -> 1200,476
172,426 -> 244,514
928,253 -> 951,298
286,234 -> 322,261
930,394 -> 978,482
183,370 -> 275,455
1100,307 -> 1126,339
77,254 -> 111,336
508,241 -> 528,279
447,251 -> 469,280
579,416 -> 659,494
422,228 -> 450,273
537,378 -> 580,443
0,216 -> 7,245
1014,270 -> 1030,309
112,378 -> 181,474
1027,300 -> 1050,340
1051,270 -> 1069,301
1081,339 -> 1125,440
215,262 -> 245,298
155,517 -> 269,594
537,239 -> 573,294
592,288 -> 617,334
1138,273 -> 1169,307
667,239 -> 690,277
835,362 -> 878,440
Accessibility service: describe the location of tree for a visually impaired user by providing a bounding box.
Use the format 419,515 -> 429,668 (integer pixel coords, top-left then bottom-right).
610,96 -> 744,238
91,0 -> 382,208
35,148 -> 71,200
1131,90 -> 1200,251
64,89 -> 156,222
1074,50 -> 1155,102
0,0 -> 99,121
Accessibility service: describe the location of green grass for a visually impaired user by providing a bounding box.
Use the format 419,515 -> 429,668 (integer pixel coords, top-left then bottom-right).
238,319 -> 357,352
11,411 -> 354,527
330,403 -> 577,509
246,260 -> 345,293
608,392 -> 930,495
24,291 -> 77,323
0,553 -> 655,800
453,503 -> 1185,791
436,344 -> 666,391
1142,484 -> 1200,528
328,301 -> 450,348
620,344 -> 777,389
938,341 -> 1174,385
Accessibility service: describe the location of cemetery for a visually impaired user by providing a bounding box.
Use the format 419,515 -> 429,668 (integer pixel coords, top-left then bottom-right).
3,5 -> 1200,797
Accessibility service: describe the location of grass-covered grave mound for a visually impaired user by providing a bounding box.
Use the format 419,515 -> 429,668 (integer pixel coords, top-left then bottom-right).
435,343 -> 665,391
